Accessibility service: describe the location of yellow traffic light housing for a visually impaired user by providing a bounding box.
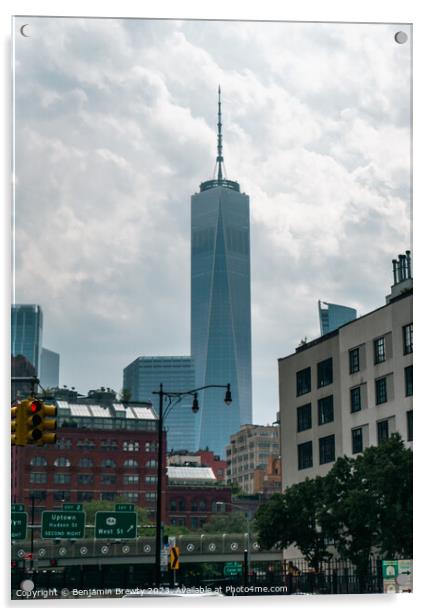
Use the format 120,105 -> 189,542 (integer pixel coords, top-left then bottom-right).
12,398 -> 57,446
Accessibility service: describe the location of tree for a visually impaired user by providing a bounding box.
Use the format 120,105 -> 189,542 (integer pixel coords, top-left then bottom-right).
255,478 -> 331,569
202,511 -> 250,534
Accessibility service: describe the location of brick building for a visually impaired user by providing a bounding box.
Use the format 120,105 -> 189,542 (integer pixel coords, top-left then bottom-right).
252,455 -> 282,496
167,449 -> 227,483
11,397 -> 167,523
166,466 -> 232,530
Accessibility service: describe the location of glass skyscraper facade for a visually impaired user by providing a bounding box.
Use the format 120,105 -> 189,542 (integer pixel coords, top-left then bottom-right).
11,304 -> 43,374
40,348 -> 60,389
318,300 -> 357,335
123,356 -> 197,452
191,89 -> 252,457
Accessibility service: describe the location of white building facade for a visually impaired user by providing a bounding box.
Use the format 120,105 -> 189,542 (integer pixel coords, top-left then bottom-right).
279,252 -> 413,488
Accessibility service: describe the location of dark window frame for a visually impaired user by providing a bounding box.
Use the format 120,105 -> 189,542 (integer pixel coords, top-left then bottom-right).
405,365 -> 413,397
407,410 -> 413,442
351,427 -> 363,454
318,395 -> 334,425
296,367 -> 311,397
349,347 -> 360,374
350,386 -> 362,413
317,358 -> 333,388
377,419 -> 389,444
403,323 -> 413,355
374,336 -> 386,364
297,403 -> 312,432
298,441 -> 313,470
319,435 -> 335,465
375,377 -> 387,405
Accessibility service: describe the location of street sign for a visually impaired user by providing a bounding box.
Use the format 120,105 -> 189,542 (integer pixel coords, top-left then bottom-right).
95,511 -> 137,539
115,503 -> 135,512
41,510 -> 86,539
62,504 -> 83,512
382,560 -> 398,579
11,512 -> 28,540
12,504 -> 25,513
224,561 -> 242,576
169,546 -> 180,570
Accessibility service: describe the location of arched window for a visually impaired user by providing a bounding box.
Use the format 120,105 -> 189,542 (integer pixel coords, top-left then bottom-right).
54,457 -> 71,467
30,456 -> 47,467
78,458 -> 94,468
101,459 -> 116,469
123,459 -> 139,468
145,459 -> 157,469
170,500 -> 177,511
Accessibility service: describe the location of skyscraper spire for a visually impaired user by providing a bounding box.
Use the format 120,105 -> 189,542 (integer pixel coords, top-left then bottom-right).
216,85 -> 224,181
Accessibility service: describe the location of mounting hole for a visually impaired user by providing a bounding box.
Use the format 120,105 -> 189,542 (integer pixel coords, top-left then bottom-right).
394,31 -> 408,44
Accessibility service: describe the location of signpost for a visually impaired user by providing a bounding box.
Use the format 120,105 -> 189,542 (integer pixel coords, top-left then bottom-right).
115,504 -> 135,512
95,511 -> 137,539
169,546 -> 180,570
41,510 -> 86,539
382,559 -> 413,593
224,561 -> 243,577
11,511 -> 28,540
62,504 -> 83,512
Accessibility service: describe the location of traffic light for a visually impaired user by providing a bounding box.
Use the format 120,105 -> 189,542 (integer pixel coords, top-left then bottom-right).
11,402 -> 27,446
11,404 -> 19,445
18,398 -> 57,446
28,399 -> 57,445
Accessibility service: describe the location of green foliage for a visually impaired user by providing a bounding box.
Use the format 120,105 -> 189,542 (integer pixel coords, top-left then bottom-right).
255,434 -> 413,571
202,511 -> 250,534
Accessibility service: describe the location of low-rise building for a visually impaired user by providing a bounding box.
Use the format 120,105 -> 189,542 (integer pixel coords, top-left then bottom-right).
166,466 -> 231,530
226,424 -> 280,494
167,449 -> 227,483
279,251 -> 413,488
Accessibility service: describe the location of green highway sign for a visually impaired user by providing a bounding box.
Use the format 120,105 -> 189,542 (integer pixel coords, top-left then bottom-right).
63,504 -> 83,511
12,504 -> 25,513
11,512 -> 28,540
95,511 -> 137,539
115,503 -> 135,512
382,560 -> 398,579
224,561 -> 243,576
41,511 -> 86,539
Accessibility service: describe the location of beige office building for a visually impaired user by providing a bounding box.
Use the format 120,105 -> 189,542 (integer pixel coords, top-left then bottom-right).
226,424 -> 280,494
279,251 -> 413,488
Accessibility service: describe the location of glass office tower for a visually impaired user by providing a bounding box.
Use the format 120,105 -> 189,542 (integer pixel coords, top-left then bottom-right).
123,356 -> 196,452
318,300 -> 357,335
191,88 -> 252,457
11,304 -> 43,374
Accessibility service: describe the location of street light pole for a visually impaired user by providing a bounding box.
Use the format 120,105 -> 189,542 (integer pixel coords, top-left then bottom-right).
154,382 -> 231,588
216,501 -> 251,585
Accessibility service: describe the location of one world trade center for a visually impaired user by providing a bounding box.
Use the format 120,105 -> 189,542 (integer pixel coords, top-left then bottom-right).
191,88 -> 252,457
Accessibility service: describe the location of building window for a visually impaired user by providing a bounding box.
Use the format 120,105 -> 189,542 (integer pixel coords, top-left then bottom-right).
101,459 -> 116,469
53,473 -> 70,484
405,365 -> 413,397
77,474 -> 93,485
319,435 -> 335,465
77,439 -> 96,449
377,420 -> 389,444
123,441 -> 139,452
123,459 -> 139,468
374,337 -> 386,364
124,475 -> 139,485
101,440 -> 118,450
349,347 -> 360,374
78,458 -> 94,468
407,410 -> 413,442
403,323 -> 413,354
145,441 -> 157,453
55,438 -> 72,449
350,387 -> 362,413
298,441 -> 313,470
54,457 -> 71,467
318,395 -> 334,425
101,474 -> 116,485
375,377 -> 387,405
296,367 -> 311,396
145,492 -> 157,500
124,492 -> 139,502
352,428 -> 363,454
178,498 -> 185,512
317,358 -> 333,388
145,459 -> 157,468
145,475 -> 157,483
297,403 -> 312,432
101,492 -> 116,501
170,500 -> 177,511
53,491 -> 71,502
30,456 -> 47,466
30,472 -> 47,484
77,492 -> 92,502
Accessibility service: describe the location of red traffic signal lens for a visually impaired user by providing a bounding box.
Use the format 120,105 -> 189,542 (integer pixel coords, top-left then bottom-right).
30,400 -> 42,413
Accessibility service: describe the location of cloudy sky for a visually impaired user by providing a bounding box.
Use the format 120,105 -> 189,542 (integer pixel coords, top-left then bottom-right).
13,17 -> 411,424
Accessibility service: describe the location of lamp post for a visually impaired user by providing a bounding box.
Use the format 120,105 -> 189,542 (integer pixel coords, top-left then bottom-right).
216,500 -> 252,585
153,382 -> 232,588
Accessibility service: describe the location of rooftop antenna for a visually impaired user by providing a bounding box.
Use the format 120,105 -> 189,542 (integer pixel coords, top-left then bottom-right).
216,85 -> 225,181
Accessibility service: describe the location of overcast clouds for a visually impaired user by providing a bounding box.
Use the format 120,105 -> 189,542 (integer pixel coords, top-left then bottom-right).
13,17 -> 411,423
